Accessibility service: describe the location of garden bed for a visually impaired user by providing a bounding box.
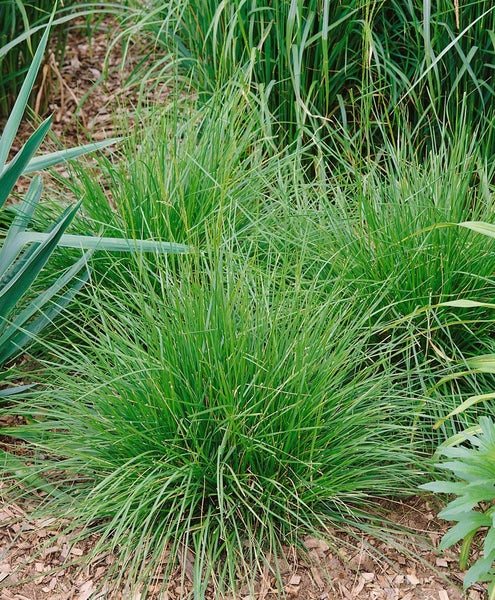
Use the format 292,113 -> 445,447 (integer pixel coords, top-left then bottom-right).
2,6 -> 494,599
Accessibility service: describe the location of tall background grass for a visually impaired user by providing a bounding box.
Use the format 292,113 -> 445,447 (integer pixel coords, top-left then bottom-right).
0,0 -> 79,116
123,0 -> 495,156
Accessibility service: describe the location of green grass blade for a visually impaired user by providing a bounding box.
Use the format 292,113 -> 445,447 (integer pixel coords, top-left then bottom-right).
434,393 -> 495,430
401,5 -> 495,103
0,6 -> 125,61
439,299 -> 495,309
0,449 -> 70,500
463,355 -> 495,373
13,0 -> 32,54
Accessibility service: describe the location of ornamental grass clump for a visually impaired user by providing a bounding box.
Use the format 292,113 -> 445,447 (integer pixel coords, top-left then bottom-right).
1,250 -> 423,596
314,122 -> 495,365
68,85 -> 276,251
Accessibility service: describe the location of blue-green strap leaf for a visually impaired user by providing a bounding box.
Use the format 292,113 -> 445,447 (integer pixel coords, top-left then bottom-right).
0,384 -> 35,398
0,23 -> 50,167
0,116 -> 52,208
0,176 -> 43,276
0,256 -> 90,364
22,137 -> 123,174
0,203 -> 80,318
14,232 -> 190,254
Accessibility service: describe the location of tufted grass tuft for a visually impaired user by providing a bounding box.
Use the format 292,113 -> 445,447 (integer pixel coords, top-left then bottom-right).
1,246 -> 424,596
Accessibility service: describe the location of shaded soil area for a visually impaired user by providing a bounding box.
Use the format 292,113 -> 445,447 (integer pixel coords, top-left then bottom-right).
0,16 -> 486,600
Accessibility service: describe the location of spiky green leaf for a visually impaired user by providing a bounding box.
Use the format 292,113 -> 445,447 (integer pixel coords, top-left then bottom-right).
0,23 -> 50,167
0,117 -> 52,207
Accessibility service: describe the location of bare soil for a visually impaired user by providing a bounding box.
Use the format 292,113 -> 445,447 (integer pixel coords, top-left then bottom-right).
0,16 -> 485,600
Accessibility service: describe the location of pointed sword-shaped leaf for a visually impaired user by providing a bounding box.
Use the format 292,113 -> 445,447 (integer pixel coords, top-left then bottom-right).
0,22 -> 51,169
0,202 -> 81,318
0,254 -> 90,364
0,175 -> 43,276
0,117 -> 52,207
22,137 -> 123,174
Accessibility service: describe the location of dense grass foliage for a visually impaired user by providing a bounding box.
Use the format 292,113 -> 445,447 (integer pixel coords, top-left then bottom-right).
125,0 -> 495,153
0,24 -> 189,378
0,1 -> 128,117
324,130 -> 495,356
369,1 -> 495,150
2,1 -> 495,597
2,249 -> 424,595
0,1 -> 74,116
72,88 -> 277,249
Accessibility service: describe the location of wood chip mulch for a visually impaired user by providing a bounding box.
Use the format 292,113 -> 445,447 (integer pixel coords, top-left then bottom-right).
0,491 -> 480,599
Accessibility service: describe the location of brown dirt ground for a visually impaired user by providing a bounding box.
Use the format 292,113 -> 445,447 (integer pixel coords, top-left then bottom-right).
0,16 -> 487,600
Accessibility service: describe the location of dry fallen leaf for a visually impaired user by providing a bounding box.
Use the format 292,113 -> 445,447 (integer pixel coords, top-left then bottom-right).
352,576 -> 366,595
310,565 -> 325,589
436,558 -> 449,568
177,545 -> 195,583
304,536 -> 321,550
70,545 -> 84,556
